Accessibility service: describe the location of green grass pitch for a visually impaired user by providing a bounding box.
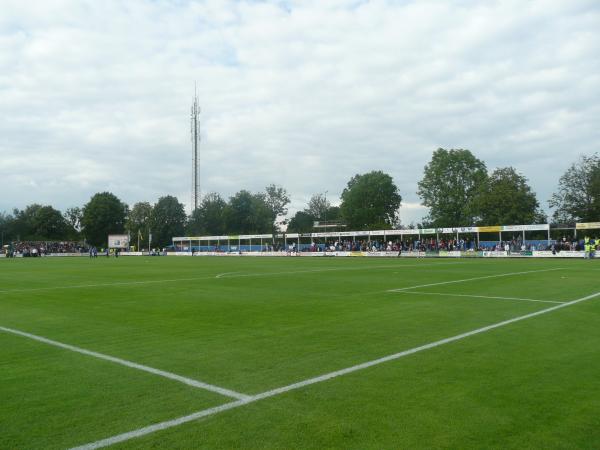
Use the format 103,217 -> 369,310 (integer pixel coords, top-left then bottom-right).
1,256 -> 599,449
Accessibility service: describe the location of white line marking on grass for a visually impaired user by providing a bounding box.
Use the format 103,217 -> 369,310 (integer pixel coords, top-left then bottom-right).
70,289 -> 600,450
0,326 -> 250,401
0,277 -> 216,294
394,291 -> 565,304
218,262 -> 467,280
0,261 -> 467,294
215,272 -> 240,278
388,267 -> 564,292
70,399 -> 251,450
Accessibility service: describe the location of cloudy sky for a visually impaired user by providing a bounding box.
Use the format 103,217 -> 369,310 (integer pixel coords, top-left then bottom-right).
1,0 -> 599,224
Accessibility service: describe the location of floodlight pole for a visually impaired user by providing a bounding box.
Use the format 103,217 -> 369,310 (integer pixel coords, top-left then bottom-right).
323,190 -> 328,239
191,84 -> 201,212
142,216 -> 148,254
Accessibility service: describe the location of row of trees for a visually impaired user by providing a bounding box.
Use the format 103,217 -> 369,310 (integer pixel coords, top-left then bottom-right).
287,171 -> 401,232
187,171 -> 403,236
287,151 -> 600,231
0,171 -> 401,247
1,150 -> 598,247
417,149 -> 600,227
186,185 -> 291,237
0,187 -> 283,248
417,149 -> 546,227
0,194 -> 185,249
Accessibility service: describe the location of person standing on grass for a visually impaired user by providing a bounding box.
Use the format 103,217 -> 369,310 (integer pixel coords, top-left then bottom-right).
584,237 -> 590,259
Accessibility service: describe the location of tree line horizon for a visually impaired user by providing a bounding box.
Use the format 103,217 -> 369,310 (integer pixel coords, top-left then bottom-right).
1,149 -> 598,248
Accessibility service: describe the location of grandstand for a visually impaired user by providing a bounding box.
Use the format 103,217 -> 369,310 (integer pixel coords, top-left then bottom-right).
171,221 -> 598,258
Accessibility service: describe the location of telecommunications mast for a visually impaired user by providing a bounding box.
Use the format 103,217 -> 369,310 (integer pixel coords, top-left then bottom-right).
191,85 -> 200,211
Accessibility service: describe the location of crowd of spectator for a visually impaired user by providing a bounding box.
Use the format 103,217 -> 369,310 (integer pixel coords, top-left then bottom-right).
8,241 -> 89,257
6,236 -> 587,257
299,237 -> 477,252
294,235 -> 587,253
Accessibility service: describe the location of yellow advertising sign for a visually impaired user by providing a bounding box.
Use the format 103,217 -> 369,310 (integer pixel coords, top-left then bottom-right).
576,222 -> 600,230
478,226 -> 501,233
349,251 -> 366,257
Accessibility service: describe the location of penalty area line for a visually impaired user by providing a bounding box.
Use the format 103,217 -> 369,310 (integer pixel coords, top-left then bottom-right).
0,326 -> 250,401
69,289 -> 600,450
215,272 -> 241,278
388,267 -> 565,292
393,291 -> 565,304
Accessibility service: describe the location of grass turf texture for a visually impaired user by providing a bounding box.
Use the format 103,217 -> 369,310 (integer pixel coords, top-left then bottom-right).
0,256 -> 598,449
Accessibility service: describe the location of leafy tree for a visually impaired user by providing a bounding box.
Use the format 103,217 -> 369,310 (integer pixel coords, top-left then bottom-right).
287,211 -> 316,233
187,193 -> 226,235
81,192 -> 128,247
10,204 -> 39,239
127,202 -> 153,246
287,198 -> 341,233
32,205 -> 71,239
339,171 -> 401,229
326,205 -> 341,222
223,190 -> 272,234
8,204 -> 71,240
474,167 -> 545,225
264,184 -> 290,232
549,154 -> 600,223
64,207 -> 83,232
417,148 -> 487,226
0,211 -> 16,243
150,196 -> 187,248
306,194 -> 330,220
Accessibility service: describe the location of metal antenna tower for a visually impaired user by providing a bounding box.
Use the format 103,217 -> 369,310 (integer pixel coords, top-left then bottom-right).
191,85 -> 200,211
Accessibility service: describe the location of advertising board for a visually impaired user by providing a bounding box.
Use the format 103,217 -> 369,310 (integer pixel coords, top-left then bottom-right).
532,251 -> 585,258
576,222 -> 600,230
108,234 -> 129,249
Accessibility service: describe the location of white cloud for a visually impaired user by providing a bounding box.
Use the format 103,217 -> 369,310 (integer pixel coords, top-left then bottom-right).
0,0 -> 599,225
